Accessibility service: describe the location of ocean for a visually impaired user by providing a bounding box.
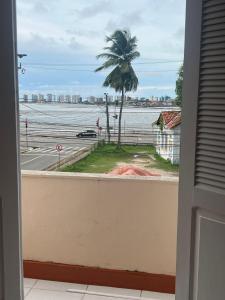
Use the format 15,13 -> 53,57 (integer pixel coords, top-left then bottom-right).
19,103 -> 178,131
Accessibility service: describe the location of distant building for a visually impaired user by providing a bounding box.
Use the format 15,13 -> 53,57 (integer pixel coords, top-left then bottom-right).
65,95 -> 71,103
87,96 -> 96,104
115,96 -> 121,102
47,94 -> 53,102
58,95 -> 65,103
165,96 -> 171,101
71,95 -> 80,104
114,95 -> 129,103
31,94 -> 38,103
107,95 -> 114,103
38,94 -> 45,102
23,94 -> 28,103
153,111 -> 181,164
95,97 -> 104,104
148,100 -> 158,107
164,100 -> 174,107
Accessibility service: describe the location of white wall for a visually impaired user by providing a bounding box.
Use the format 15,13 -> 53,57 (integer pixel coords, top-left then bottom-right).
22,171 -> 178,275
155,126 -> 181,165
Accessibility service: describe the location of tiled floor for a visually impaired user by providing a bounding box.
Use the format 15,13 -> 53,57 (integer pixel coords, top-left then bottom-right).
24,278 -> 175,300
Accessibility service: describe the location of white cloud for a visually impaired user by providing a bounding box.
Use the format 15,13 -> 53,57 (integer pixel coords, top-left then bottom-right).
32,2 -> 49,13
17,0 -> 185,97
105,10 -> 145,32
73,0 -> 114,18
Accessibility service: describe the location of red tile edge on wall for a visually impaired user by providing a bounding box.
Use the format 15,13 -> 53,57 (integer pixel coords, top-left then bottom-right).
24,260 -> 175,294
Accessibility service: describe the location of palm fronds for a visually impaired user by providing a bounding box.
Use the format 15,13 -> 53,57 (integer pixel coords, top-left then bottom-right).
96,29 -> 140,147
95,29 -> 140,93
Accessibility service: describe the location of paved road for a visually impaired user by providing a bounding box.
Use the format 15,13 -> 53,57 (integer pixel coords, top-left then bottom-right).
20,124 -> 154,170
20,145 -> 89,170
19,122 -> 101,170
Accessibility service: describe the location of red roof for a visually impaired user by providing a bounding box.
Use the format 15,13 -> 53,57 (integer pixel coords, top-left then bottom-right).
156,111 -> 181,129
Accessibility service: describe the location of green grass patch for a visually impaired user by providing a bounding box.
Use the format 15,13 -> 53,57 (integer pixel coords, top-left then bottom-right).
151,153 -> 179,172
61,143 -> 179,174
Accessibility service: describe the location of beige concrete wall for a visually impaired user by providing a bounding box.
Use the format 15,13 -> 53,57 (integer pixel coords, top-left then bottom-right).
21,171 -> 178,276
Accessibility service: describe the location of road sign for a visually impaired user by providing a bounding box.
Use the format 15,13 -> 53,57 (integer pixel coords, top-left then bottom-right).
56,144 -> 63,169
56,144 -> 63,152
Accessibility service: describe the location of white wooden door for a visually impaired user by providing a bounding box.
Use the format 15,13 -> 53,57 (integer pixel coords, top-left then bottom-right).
0,0 -> 23,299
176,0 -> 225,299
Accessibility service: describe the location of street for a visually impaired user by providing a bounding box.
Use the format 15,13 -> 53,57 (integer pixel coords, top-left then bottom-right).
20,122 -> 154,170
20,145 -> 89,170
20,124 -> 100,170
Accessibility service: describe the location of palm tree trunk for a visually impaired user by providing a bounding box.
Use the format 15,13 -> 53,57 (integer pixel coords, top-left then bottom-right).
117,88 -> 124,148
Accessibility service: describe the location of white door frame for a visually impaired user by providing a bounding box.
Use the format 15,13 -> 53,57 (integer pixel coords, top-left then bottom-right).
0,0 -> 23,299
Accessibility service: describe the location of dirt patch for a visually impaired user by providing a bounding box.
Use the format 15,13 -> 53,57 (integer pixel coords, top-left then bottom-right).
116,154 -> 178,177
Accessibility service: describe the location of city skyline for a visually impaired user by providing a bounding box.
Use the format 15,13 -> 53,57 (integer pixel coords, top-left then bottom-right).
21,93 -> 172,102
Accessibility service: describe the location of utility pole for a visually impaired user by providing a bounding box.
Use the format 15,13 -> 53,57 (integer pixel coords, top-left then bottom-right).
104,93 -> 110,143
25,118 -> 28,150
17,53 -> 27,74
113,100 -> 118,136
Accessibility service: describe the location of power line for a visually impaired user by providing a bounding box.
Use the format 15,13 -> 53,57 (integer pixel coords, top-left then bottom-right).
20,102 -> 105,120
20,103 -> 62,118
24,65 -> 179,73
24,60 -> 183,67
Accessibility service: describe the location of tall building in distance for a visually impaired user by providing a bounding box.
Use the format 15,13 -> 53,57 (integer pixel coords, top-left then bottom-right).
58,95 -> 65,103
23,94 -> 28,103
31,94 -> 38,103
19,93 -> 173,107
95,97 -> 104,104
114,95 -> 128,103
47,94 -> 53,102
72,95 -> 81,104
87,96 -> 96,104
107,95 -> 114,103
65,95 -> 71,103
38,94 -> 45,102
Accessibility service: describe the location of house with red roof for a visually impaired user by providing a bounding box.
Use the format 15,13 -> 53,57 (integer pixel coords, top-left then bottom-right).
153,111 -> 181,164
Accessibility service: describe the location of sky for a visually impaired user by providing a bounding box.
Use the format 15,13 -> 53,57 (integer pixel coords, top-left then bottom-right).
17,0 -> 186,98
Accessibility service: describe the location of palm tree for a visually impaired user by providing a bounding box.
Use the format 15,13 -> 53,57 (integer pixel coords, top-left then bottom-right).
95,30 -> 140,148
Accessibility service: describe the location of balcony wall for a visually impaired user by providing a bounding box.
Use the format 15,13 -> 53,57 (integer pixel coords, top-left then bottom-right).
21,171 -> 178,276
